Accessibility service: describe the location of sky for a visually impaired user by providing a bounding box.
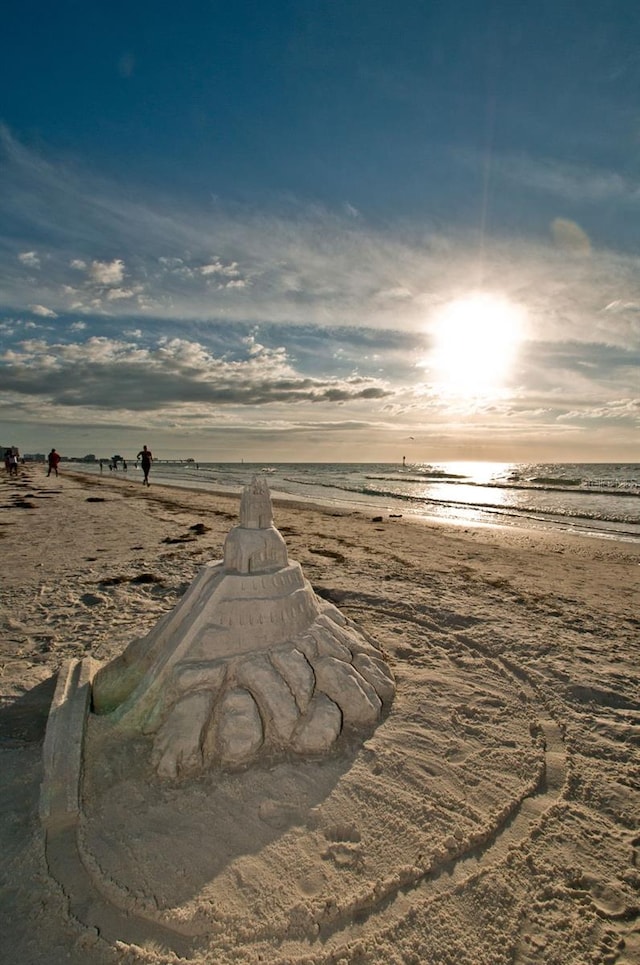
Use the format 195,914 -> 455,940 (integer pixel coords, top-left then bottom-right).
1,0 -> 638,464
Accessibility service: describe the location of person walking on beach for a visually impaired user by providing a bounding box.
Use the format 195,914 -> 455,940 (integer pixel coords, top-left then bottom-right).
47,448 -> 61,477
136,445 -> 153,486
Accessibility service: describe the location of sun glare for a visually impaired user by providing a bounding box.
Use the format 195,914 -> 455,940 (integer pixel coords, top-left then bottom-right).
427,293 -> 525,396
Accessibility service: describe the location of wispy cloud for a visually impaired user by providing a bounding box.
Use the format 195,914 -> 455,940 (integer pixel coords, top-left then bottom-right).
18,250 -> 40,268
492,153 -> 640,205
29,304 -> 58,318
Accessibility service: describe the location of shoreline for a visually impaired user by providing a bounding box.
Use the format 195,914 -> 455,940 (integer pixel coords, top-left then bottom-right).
68,465 -> 640,546
1,465 -> 638,964
67,461 -> 640,545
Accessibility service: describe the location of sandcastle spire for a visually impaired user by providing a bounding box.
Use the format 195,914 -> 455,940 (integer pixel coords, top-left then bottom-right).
223,475 -> 288,574
239,475 -> 273,528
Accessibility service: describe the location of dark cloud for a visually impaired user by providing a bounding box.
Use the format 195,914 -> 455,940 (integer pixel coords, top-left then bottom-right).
0,335 -> 393,411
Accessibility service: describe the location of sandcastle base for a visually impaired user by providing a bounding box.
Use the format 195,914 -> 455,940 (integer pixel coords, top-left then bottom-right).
40,654 -> 566,959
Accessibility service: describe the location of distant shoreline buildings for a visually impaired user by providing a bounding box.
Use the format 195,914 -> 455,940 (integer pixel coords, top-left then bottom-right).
2,450 -> 198,465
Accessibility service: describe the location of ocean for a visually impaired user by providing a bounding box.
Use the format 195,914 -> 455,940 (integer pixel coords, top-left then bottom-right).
76,461 -> 640,544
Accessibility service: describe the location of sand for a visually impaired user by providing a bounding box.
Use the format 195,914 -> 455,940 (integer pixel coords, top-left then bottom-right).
0,465 -> 638,965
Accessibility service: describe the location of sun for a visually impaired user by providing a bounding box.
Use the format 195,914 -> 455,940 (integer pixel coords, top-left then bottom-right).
427,293 -> 525,396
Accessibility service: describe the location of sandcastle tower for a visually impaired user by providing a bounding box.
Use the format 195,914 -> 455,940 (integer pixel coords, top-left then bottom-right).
92,476 -> 395,779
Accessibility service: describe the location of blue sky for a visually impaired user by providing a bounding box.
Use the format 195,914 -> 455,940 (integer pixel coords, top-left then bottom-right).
1,0 -> 638,462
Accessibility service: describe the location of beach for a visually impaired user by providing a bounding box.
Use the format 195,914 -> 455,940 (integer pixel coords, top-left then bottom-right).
1,465 -> 638,965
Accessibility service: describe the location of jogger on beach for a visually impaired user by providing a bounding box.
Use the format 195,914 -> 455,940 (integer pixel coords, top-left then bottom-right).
136,445 -> 153,486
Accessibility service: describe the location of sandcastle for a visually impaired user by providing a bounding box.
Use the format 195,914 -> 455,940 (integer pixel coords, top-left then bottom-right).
91,476 -> 396,778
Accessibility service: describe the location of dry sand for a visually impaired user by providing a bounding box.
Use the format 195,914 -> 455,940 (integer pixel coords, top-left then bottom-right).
1,464 -> 638,965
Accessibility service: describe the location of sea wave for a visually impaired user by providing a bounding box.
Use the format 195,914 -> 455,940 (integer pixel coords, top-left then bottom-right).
279,475 -> 639,527
358,486 -> 638,526
364,474 -> 640,498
